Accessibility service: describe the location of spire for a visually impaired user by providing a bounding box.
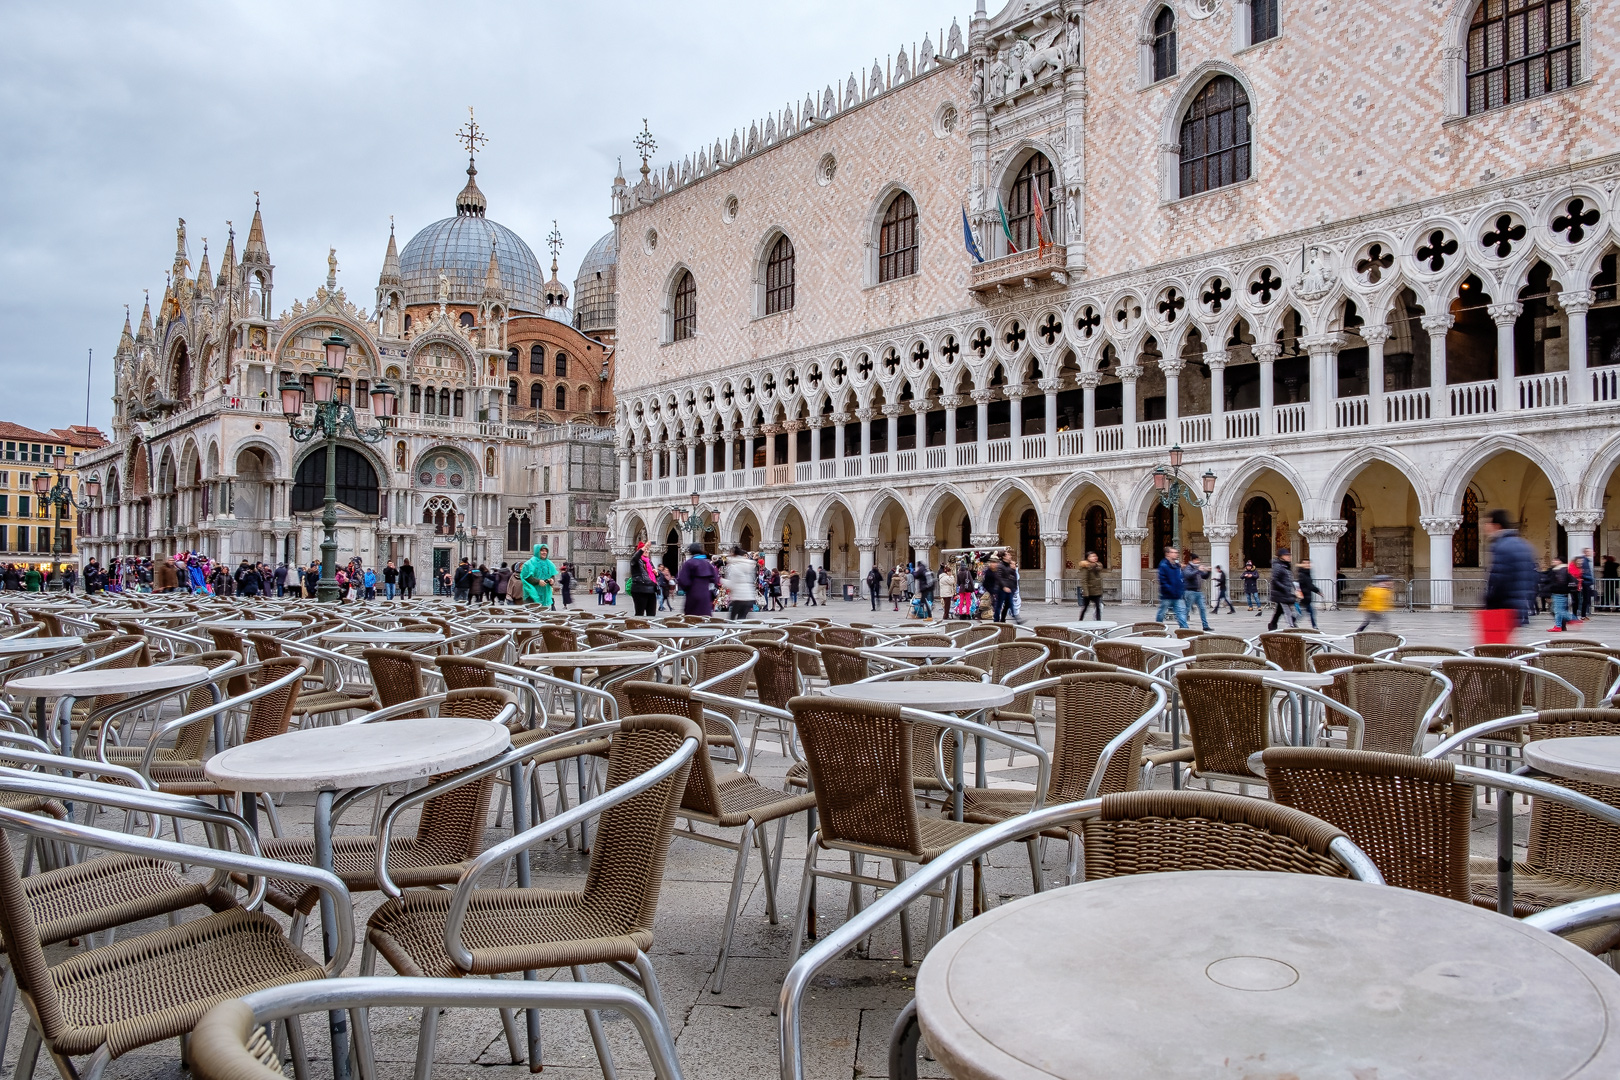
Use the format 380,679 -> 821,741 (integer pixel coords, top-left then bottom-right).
137,291 -> 153,340
454,108 -> 489,218
118,305 -> 134,355
219,223 -> 235,288
196,239 -> 211,290
481,239 -> 504,300
243,192 -> 270,263
378,217 -> 401,286
614,157 -> 626,186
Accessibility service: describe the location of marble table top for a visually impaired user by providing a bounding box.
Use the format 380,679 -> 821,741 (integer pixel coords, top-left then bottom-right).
1524,736 -> 1620,788
824,681 -> 1013,710
204,717 -> 510,793
8,664 -> 209,698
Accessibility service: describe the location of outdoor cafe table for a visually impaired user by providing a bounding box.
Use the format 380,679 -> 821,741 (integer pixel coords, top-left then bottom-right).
1111,635 -> 1191,653
205,718 -> 514,1079
1525,736 -> 1620,788
319,631 -> 445,647
625,626 -> 730,642
916,869 -> 1620,1080
8,664 -> 210,748
197,619 -> 304,632
1266,670 -> 1334,746
863,645 -> 968,663
824,681 -> 1014,803
1063,621 -> 1118,635
0,635 -> 80,655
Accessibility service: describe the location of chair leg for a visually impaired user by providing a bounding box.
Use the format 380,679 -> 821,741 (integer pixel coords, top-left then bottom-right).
573,966 -> 618,1080
1065,833 -> 1082,886
632,952 -> 671,1036
757,822 -> 780,924
285,1013 -> 311,1080
0,964 -> 17,1065
1025,837 -> 1044,893
788,838 -> 819,960
413,1006 -> 440,1080
892,859 -> 913,968
713,825 -> 754,993
497,1004 -> 524,1065
16,1022 -> 40,1080
259,792 -> 284,838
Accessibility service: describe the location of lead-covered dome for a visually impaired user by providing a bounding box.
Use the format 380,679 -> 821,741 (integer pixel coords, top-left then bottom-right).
399,160 -> 545,313
573,229 -> 618,335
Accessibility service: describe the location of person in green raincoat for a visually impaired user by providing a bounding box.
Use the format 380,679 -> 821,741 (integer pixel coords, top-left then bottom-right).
519,543 -> 558,607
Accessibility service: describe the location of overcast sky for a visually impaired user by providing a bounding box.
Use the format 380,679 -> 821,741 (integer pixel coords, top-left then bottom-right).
0,0 -> 964,434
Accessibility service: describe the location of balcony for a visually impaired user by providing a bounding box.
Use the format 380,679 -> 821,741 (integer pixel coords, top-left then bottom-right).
968,245 -> 1068,294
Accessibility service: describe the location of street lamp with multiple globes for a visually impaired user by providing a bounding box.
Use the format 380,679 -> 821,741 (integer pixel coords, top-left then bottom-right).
33,450 -> 98,588
279,332 -> 397,602
1150,444 -> 1217,553
669,491 -> 720,543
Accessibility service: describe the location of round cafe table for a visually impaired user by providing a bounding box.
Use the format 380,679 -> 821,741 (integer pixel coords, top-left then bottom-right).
0,635 -> 81,655
1264,670 -> 1334,746
1111,635 -> 1191,652
320,631 -> 444,647
205,718 -> 513,1077
862,645 -> 967,663
199,619 -> 304,632
1063,621 -> 1118,634
916,870 -> 1620,1080
9,664 -> 210,748
625,627 -> 729,642
518,650 -> 657,670
1525,736 -> 1620,788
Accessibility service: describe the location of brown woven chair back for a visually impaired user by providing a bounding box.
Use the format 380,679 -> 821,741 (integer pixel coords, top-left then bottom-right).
30,612 -> 65,638
1049,673 -> 1158,801
788,696 -> 926,856
955,625 -> 1001,651
1539,637 -> 1608,650
1257,632 -> 1313,672
909,634 -> 954,647
201,626 -> 251,697
1437,658 -> 1525,732
1081,790 -> 1349,880
1129,622 -> 1171,636
1390,645 -> 1463,662
1341,665 -> 1447,755
1173,628 -> 1204,640
541,626 -> 579,653
1094,640 -> 1148,671
586,628 -> 631,649
753,642 -> 800,711
783,626 -> 823,677
439,686 -> 516,721
404,689 -> 516,855
1352,631 -> 1402,656
1310,652 -> 1379,675
1046,659 -> 1122,675
1189,634 -> 1249,656
1032,625 -> 1074,644
622,618 -> 652,630
243,658 -> 305,743
578,715 -> 699,937
623,682 -> 725,818
398,623 -> 442,635
989,641 -> 1050,715
1261,747 -> 1470,899
243,633 -> 282,661
171,650 -> 246,759
1175,669 -> 1271,781
817,643 -> 869,686
1528,650 -> 1620,710
818,627 -> 865,649
1184,653 -> 1271,671
1515,711 -> 1620,896
1473,643 -> 1533,659
0,828 -> 75,1046
457,631 -> 507,658
695,644 -> 756,740
436,655 -> 497,691
84,633 -> 154,714
363,648 -> 428,717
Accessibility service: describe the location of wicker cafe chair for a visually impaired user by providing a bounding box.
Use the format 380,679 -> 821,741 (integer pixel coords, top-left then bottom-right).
0,803 -> 348,1080
861,665 -> 987,796
1473,643 -> 1535,660
1181,653 -> 1272,671
783,625 -> 823,679
205,627 -> 254,697
1528,650 -> 1620,710
1189,633 -> 1250,656
244,633 -> 375,724
1174,669 -> 1356,791
1129,621 -> 1171,636
1389,644 -> 1465,662
784,695 -> 995,966
749,641 -> 803,762
1323,664 -> 1450,755
979,642 -> 1051,758
818,643 -> 872,686
250,689 -> 518,919
1094,640 -> 1151,672
97,650 -> 241,774
363,647 -> 429,717
436,654 -> 497,691
541,626 -> 579,654
692,643 -> 758,764
1077,789 -> 1358,882
363,716 -> 698,1080
818,626 -> 865,650
1257,631 -> 1320,672
624,682 -> 815,991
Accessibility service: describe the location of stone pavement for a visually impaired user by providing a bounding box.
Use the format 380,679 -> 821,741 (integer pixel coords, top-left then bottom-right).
5,602 -> 1609,1079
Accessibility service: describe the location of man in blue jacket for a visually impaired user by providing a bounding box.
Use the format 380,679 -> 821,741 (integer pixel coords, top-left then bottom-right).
1483,508 -> 1537,625
1156,546 -> 1189,629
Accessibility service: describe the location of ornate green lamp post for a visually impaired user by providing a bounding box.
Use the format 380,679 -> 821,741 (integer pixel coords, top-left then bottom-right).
1151,444 -> 1218,551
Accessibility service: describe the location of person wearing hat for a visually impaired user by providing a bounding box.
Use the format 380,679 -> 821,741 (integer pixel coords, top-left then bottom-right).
519,543 -> 558,607
676,543 -> 718,617
629,540 -> 660,617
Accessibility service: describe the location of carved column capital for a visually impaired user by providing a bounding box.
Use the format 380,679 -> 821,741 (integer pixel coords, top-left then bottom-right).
1301,333 -> 1345,355
1038,531 -> 1069,546
1420,314 -> 1455,335
1488,302 -> 1524,327
908,534 -> 936,552
1202,350 -> 1229,370
802,539 -> 830,553
1559,289 -> 1595,315
1003,384 -> 1027,400
1203,523 -> 1239,543
1358,324 -> 1392,346
971,389 -> 996,405
968,533 -> 1005,549
1556,509 -> 1606,532
1077,371 -> 1101,390
1159,356 -> 1186,376
881,403 -> 905,418
855,408 -> 874,422
1114,527 -> 1150,544
937,395 -> 963,410
1419,515 -> 1463,537
853,536 -> 879,551
1252,343 -> 1281,363
1115,365 -> 1142,381
1299,519 -> 1348,542
1037,378 -> 1064,394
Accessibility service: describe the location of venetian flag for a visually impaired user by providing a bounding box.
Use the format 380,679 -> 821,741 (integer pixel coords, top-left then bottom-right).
1031,182 -> 1051,255
961,205 -> 984,263
997,196 -> 1018,254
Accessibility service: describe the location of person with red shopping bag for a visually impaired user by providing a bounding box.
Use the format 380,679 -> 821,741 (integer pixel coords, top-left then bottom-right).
1479,509 -> 1536,643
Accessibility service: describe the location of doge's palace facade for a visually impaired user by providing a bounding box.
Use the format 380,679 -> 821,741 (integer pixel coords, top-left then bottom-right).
612,0 -> 1620,606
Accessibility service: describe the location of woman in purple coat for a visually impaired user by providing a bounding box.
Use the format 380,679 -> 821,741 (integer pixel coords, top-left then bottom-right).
675,544 -> 718,617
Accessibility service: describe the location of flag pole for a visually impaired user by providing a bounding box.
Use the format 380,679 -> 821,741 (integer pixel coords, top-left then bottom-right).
85,349 -> 92,429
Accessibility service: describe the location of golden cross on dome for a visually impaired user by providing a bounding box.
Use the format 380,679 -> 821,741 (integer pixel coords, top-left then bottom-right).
456,107 -> 488,160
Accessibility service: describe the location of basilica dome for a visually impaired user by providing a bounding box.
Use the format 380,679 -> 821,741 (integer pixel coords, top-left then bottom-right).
399,161 -> 545,313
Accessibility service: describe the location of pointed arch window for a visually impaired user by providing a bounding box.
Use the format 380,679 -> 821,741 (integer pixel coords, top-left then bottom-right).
1007,154 -> 1055,253
1179,76 -> 1251,198
878,192 -> 918,282
1152,6 -> 1178,82
1467,0 -> 1579,115
1454,488 -> 1481,567
672,271 -> 697,341
1338,494 -> 1359,569
766,235 -> 796,314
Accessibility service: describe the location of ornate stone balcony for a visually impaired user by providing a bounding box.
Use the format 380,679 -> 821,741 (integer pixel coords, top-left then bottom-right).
969,245 -> 1068,294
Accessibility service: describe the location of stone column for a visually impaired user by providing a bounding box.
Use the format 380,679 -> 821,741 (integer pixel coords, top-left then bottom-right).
1421,314 -> 1453,408
802,538 -> 829,573
616,450 -> 631,498
1302,333 -> 1344,431
1079,372 -> 1098,454
806,418 -> 820,476
1490,302 -> 1522,411
1118,365 -> 1140,449
1160,356 -> 1183,437
684,439 -> 697,481
939,396 -> 960,464
908,534 -> 935,572
1300,519 -> 1348,609
973,389 -> 992,462
763,426 -> 777,473
1039,379 -> 1061,458
1041,531 -> 1068,603
611,545 -> 634,591
1204,350 -> 1227,442
1419,515 -> 1462,611
1115,527 -> 1149,604
1203,523 -> 1239,583
702,435 -> 717,486
785,420 -> 800,474
1560,290 -> 1593,404
743,427 -> 759,485
1360,324 -> 1390,425
833,413 -> 848,470
856,409 -> 874,475
1005,386 -> 1025,461
759,542 -> 781,572
881,403 -> 904,461
1254,343 -> 1280,436
1557,510 -> 1605,569
855,536 -> 878,592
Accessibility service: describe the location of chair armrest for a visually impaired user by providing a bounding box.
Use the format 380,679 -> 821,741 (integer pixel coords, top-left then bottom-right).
130,663 -> 308,776
1521,666 -> 1587,708
342,694 -> 448,725
1085,686 -> 1168,799
898,707 -> 1050,809
1524,893 -> 1620,938
1260,679 -> 1365,749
